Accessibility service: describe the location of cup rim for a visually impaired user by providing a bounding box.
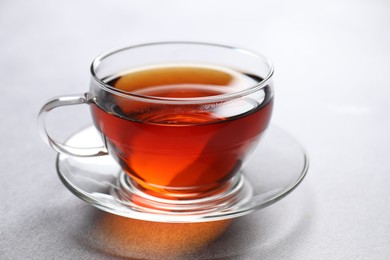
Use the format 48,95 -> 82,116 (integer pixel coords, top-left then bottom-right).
90,41 -> 274,104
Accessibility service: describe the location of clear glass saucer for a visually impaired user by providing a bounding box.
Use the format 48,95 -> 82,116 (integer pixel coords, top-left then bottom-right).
56,125 -> 309,223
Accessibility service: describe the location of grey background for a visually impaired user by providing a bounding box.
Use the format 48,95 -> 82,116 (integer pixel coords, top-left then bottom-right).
1,0 -> 390,259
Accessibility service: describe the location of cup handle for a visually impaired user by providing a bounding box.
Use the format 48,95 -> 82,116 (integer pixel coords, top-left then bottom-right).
38,93 -> 108,157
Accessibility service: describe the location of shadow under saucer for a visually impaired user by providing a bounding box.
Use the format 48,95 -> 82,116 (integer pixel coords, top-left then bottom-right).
76,182 -> 313,259
78,209 -> 232,259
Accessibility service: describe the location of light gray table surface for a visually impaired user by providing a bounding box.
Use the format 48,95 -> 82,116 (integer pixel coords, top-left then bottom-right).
1,0 -> 390,259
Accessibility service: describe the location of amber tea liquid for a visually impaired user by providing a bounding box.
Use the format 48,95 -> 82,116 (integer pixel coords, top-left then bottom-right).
91,64 -> 273,198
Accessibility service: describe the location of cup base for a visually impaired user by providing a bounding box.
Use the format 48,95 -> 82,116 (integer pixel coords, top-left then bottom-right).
123,173 -> 240,200
112,172 -> 253,215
